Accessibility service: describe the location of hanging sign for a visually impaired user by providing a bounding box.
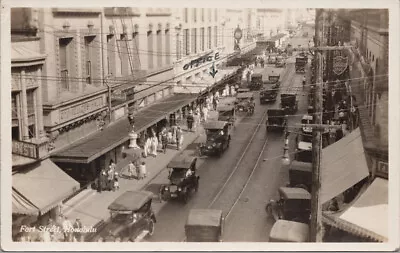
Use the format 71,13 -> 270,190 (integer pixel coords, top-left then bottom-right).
182,51 -> 220,71
332,55 -> 348,76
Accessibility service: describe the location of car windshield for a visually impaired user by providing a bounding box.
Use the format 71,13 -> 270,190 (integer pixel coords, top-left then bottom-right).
110,211 -> 133,223
170,168 -> 186,179
206,129 -> 223,140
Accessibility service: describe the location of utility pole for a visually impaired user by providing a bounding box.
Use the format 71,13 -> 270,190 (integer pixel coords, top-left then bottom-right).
309,8 -> 324,242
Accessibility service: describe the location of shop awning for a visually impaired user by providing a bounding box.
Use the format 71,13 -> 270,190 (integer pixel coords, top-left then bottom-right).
51,93 -> 198,164
323,178 -> 388,242
12,159 -> 79,216
12,43 -> 46,67
321,128 -> 369,204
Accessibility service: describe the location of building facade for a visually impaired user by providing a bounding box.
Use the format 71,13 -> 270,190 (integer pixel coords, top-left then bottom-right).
256,9 -> 286,39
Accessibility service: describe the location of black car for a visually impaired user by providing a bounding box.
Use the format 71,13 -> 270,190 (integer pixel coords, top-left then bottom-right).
280,93 -> 298,114
266,109 -> 287,132
200,120 -> 232,156
92,190 -> 157,242
160,153 -> 200,203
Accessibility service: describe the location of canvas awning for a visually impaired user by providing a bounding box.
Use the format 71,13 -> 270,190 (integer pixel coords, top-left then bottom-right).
321,128 -> 369,204
323,178 -> 388,242
11,43 -> 46,67
12,159 -> 79,216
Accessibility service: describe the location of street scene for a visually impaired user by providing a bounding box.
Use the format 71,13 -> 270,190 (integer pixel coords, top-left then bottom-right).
8,7 -> 391,245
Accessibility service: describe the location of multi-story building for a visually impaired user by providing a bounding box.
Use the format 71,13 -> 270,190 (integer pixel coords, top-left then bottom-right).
256,9 -> 286,39
11,8 -> 80,236
172,8 -> 254,95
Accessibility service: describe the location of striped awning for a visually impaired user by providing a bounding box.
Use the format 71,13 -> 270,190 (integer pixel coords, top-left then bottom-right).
323,178 -> 388,242
12,159 -> 79,216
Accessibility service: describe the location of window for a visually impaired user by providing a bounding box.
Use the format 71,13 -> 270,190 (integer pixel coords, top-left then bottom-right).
11,93 -> 18,119
208,9 -> 211,22
132,32 -> 140,69
157,30 -> 162,67
176,33 -> 182,60
59,37 -> 72,91
214,26 -> 218,47
184,8 -> 188,23
147,31 -> 154,69
201,8 -> 204,22
184,29 -> 189,55
192,28 -> 197,53
208,27 -> 211,49
165,29 -> 171,64
214,9 -> 217,21
200,27 -> 205,51
193,8 -> 197,22
84,36 -> 95,84
106,35 -> 114,75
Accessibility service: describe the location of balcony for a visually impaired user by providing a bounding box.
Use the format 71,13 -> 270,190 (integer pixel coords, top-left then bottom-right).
146,8 -> 171,17
104,7 -> 141,17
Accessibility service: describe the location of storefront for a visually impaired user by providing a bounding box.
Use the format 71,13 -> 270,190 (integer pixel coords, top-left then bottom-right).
12,159 -> 80,238
51,93 -> 198,187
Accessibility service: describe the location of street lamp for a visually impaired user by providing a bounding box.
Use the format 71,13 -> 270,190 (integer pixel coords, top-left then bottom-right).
282,131 -> 291,165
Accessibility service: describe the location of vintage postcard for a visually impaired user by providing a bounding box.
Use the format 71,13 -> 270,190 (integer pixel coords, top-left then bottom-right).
1,0 -> 399,251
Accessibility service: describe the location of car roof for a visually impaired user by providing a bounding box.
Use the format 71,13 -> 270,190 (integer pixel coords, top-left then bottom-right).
167,152 -> 197,169
267,109 -> 285,116
281,92 -> 297,96
302,115 -> 313,120
217,105 -> 235,111
269,220 -> 309,242
203,120 -> 227,130
278,187 -> 311,199
185,209 -> 223,227
108,190 -> 153,212
298,141 -> 312,150
252,73 -> 263,77
289,160 -> 312,172
236,92 -> 254,98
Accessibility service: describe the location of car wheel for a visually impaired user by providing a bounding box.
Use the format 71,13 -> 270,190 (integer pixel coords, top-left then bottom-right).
159,186 -> 165,202
227,137 -> 231,148
195,177 -> 199,192
147,219 -> 155,237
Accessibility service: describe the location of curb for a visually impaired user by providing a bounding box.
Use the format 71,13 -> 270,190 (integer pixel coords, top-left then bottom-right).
63,190 -> 96,215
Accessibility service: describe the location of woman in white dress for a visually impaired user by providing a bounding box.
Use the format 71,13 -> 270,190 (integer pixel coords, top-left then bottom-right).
150,136 -> 158,157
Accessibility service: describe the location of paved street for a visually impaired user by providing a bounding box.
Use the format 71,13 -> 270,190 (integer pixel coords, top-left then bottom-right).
144,35 -> 313,242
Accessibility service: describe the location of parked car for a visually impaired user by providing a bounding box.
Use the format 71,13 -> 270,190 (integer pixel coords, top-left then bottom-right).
235,92 -> 255,115
159,153 -> 200,203
185,209 -> 224,242
266,187 -> 311,224
269,220 -> 309,242
96,190 -> 157,242
217,105 -> 236,127
287,160 -> 312,192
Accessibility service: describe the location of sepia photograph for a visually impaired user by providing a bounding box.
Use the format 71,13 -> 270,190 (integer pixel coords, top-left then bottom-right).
1,0 -> 399,251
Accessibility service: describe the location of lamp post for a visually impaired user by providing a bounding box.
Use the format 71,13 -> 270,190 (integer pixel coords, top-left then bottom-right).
282,131 -> 291,166
128,111 -> 139,149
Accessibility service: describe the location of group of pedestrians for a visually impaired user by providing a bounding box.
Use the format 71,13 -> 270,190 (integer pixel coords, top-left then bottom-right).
97,160 -> 119,193
127,160 -> 147,180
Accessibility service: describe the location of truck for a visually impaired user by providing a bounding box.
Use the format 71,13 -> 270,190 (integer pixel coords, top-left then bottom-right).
266,109 -> 287,132
295,56 -> 307,73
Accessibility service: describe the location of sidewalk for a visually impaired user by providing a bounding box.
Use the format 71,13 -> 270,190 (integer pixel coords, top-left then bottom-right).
62,111 -> 218,231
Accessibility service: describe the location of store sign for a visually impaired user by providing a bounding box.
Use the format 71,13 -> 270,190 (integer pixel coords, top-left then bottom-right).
111,89 -> 127,102
333,55 -> 348,76
182,51 -> 220,71
12,140 -> 38,159
59,97 -> 104,123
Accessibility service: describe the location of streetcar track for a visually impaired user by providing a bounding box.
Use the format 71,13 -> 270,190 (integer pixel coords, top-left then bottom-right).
179,64 -> 298,242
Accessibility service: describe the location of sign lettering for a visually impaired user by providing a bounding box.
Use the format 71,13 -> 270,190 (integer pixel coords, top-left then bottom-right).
333,55 -> 349,76
183,52 -> 220,71
60,97 -> 104,123
12,140 -> 38,159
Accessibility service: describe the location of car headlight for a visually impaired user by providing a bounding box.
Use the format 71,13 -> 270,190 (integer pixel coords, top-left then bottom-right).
164,186 -> 169,191
178,187 -> 182,191
212,143 -> 217,147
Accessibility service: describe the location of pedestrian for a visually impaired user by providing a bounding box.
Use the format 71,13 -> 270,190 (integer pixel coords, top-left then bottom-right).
143,136 -> 150,158
335,126 -> 344,142
113,174 -> 120,190
128,161 -> 135,179
150,136 -> 158,157
176,126 -> 183,150
73,218 -> 83,242
212,97 -> 218,111
193,109 -> 200,131
202,106 -> 209,122
161,128 -> 168,153
61,216 -> 74,242
99,169 -> 107,192
107,166 -> 114,191
187,111 -> 194,132
139,161 -> 147,179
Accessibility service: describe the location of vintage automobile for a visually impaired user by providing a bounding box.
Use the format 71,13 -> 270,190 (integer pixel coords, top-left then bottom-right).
287,160 -> 312,191
266,187 -> 311,224
94,190 -> 157,242
159,153 -> 200,203
269,220 -> 309,242
260,86 -> 278,104
236,88 -> 251,94
275,55 -> 286,68
301,115 -> 313,134
295,133 -> 312,163
200,121 -> 231,156
185,209 -> 224,242
295,56 -> 307,73
266,109 -> 287,132
250,73 -> 263,90
280,93 -> 299,114
217,105 -> 236,127
235,92 -> 255,115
